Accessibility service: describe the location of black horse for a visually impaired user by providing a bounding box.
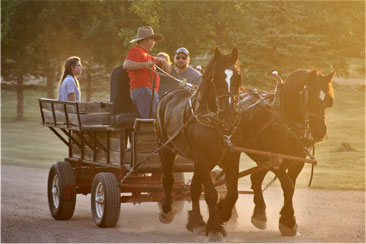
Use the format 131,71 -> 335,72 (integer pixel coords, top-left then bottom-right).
155,47 -> 242,241
234,69 -> 335,236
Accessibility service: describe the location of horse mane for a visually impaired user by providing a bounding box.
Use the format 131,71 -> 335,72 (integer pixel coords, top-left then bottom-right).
198,57 -> 217,112
284,69 -> 313,86
284,68 -> 334,98
196,47 -> 241,113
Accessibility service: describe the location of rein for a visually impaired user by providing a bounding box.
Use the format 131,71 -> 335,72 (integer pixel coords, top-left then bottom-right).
276,85 -> 315,144
243,90 -> 317,162
153,64 -> 198,90
187,75 -> 241,155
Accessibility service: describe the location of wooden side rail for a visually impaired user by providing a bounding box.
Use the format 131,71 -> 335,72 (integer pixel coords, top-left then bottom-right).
132,119 -> 195,173
39,98 -> 112,131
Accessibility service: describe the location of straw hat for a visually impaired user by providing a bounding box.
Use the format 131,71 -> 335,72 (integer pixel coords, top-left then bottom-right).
129,26 -> 163,43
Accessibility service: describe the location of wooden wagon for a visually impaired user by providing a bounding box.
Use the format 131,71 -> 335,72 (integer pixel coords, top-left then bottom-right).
39,98 -> 196,227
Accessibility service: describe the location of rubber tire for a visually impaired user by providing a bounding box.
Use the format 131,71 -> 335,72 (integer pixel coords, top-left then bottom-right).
91,173 -> 121,227
47,161 -> 76,220
157,172 -> 185,214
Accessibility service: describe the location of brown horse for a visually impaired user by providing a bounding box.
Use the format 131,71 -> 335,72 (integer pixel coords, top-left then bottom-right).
155,47 -> 242,241
232,69 -> 335,236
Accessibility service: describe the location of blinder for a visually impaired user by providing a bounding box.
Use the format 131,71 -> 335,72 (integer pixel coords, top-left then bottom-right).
298,83 -> 329,143
211,67 -> 241,115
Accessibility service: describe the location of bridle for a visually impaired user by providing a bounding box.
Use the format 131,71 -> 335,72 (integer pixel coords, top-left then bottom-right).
275,82 -> 327,146
210,67 -> 241,116
188,67 -> 242,148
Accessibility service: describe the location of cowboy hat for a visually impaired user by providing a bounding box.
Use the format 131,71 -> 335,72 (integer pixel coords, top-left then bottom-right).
129,26 -> 163,43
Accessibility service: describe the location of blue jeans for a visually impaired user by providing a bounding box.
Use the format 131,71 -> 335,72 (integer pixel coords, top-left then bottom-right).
130,87 -> 159,119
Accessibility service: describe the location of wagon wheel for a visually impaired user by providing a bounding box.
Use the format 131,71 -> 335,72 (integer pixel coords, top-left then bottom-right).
91,172 -> 121,227
156,172 -> 185,214
47,161 -> 76,220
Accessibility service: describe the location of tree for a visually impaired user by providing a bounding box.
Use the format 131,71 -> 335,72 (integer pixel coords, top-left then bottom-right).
1,1 -> 46,120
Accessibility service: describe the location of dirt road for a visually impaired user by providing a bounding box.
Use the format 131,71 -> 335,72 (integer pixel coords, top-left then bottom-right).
1,165 -> 365,243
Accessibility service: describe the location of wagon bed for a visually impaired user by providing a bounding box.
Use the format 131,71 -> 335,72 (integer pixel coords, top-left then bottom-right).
40,98 -> 195,227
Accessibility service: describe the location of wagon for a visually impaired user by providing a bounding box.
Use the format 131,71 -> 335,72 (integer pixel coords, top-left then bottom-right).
39,98 -> 202,226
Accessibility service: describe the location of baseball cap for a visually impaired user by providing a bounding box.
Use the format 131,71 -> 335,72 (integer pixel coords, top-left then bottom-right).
175,47 -> 189,56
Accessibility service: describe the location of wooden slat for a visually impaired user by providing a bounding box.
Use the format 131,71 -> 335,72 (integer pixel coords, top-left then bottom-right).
109,138 -> 121,151
43,110 -> 55,124
80,113 -> 110,125
135,131 -> 157,141
54,103 -> 66,112
136,153 -> 161,166
134,119 -> 155,131
43,110 -> 79,126
135,140 -> 157,153
40,102 -> 52,110
72,145 -> 130,164
65,104 -> 77,113
77,102 -> 112,114
71,132 -> 122,152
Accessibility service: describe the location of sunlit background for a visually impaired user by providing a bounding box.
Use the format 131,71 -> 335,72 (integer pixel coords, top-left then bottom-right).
1,1 -> 365,191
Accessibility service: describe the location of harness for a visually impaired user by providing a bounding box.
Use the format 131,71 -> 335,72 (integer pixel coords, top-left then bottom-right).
154,65 -> 242,163
242,87 -> 317,165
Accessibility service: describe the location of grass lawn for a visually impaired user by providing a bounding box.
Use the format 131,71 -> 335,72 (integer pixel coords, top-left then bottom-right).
1,83 -> 365,190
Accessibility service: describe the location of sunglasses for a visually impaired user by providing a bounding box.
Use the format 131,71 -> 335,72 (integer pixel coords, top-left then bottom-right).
175,56 -> 187,60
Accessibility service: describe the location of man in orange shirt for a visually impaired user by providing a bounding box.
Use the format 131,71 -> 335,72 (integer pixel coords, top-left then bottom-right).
123,26 -> 171,118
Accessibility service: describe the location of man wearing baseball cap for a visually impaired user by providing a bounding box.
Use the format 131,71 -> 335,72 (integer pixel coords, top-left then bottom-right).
123,26 -> 170,118
171,47 -> 202,86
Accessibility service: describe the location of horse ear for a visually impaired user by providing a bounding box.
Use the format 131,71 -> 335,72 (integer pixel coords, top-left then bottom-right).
231,46 -> 239,62
305,70 -> 318,86
326,71 -> 336,83
214,47 -> 222,59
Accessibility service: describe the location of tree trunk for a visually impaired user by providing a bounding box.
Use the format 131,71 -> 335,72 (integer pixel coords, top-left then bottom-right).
16,74 -> 24,121
86,72 -> 92,102
46,72 -> 56,99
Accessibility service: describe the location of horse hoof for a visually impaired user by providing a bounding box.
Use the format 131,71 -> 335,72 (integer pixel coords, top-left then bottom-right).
208,232 -> 225,242
159,211 -> 175,224
279,223 -> 298,236
251,216 -> 267,230
192,226 -> 206,235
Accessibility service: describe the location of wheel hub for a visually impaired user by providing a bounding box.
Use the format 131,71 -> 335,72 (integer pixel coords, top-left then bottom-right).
95,182 -> 105,218
52,175 -> 60,208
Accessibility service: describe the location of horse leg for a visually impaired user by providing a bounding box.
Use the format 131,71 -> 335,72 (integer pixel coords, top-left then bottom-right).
276,169 -> 297,236
186,171 -> 206,235
158,147 -> 176,224
288,163 -> 305,186
196,163 -> 225,242
216,152 -> 239,224
250,169 -> 268,230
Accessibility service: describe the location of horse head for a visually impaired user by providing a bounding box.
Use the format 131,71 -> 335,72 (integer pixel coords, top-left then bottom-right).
280,69 -> 335,143
305,70 -> 335,142
199,47 -> 242,127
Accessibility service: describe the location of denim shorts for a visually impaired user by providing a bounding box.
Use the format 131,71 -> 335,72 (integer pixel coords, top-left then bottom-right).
130,87 -> 159,119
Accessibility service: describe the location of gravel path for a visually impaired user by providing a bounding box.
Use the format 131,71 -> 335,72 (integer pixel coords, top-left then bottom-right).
1,165 -> 365,243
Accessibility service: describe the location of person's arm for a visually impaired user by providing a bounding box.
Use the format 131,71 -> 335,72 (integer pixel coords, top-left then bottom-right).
68,93 -> 77,101
153,57 -> 172,74
123,59 -> 154,70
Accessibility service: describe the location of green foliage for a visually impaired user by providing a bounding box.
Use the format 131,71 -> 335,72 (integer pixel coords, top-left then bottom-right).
1,1 -> 364,114
1,1 -> 45,79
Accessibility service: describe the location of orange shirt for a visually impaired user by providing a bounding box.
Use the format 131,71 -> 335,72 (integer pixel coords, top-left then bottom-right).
125,45 -> 160,92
